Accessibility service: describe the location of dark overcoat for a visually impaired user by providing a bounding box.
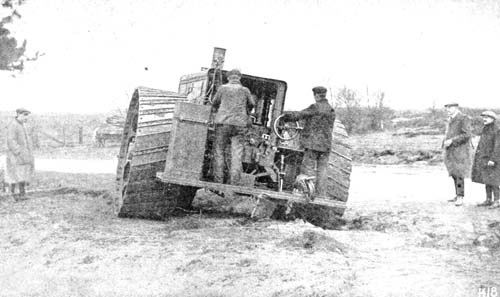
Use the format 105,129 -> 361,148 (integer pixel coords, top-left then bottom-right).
443,112 -> 473,178
287,99 -> 336,152
471,122 -> 500,186
5,118 -> 34,184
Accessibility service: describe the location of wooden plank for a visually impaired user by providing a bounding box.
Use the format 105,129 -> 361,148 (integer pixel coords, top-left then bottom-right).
137,124 -> 172,135
157,173 -> 346,209
134,132 -> 170,151
163,102 -> 211,180
121,183 -> 197,213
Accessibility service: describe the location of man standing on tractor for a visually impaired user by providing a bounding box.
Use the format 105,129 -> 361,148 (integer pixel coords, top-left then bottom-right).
211,69 -> 255,185
284,86 -> 336,198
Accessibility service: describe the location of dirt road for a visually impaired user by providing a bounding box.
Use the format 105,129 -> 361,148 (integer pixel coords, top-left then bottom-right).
0,165 -> 499,296
0,155 -> 116,174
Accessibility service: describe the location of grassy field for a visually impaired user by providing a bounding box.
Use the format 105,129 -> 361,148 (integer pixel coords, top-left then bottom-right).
349,131 -> 481,165
349,132 -> 445,164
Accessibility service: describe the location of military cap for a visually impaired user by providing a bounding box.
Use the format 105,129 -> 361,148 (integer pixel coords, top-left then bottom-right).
444,102 -> 459,107
227,69 -> 242,77
312,86 -> 327,94
16,108 -> 31,115
481,110 -> 497,120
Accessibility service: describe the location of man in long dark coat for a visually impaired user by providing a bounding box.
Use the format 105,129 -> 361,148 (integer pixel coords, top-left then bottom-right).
443,103 -> 473,206
211,69 -> 255,184
5,108 -> 35,200
471,111 -> 500,208
284,86 -> 336,198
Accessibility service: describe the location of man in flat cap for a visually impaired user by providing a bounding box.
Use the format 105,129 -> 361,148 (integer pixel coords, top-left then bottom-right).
5,108 -> 35,201
472,111 -> 500,208
442,102 -> 473,206
211,69 -> 255,184
283,86 -> 336,198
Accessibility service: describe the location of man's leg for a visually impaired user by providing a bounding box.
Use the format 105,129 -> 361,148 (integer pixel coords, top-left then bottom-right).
213,125 -> 229,183
315,151 -> 329,197
19,182 -> 26,196
300,149 -> 317,177
454,176 -> 464,206
448,176 -> 458,202
9,183 -> 19,201
478,184 -> 494,206
490,185 -> 500,208
450,176 -> 465,195
229,127 -> 244,185
456,176 -> 465,196
297,149 -> 318,198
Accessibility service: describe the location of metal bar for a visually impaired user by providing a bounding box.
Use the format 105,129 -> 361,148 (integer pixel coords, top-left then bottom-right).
176,116 -> 209,124
139,99 -> 186,105
137,119 -> 173,128
139,108 -> 175,115
157,173 -> 347,209
327,163 -> 352,175
329,150 -> 353,162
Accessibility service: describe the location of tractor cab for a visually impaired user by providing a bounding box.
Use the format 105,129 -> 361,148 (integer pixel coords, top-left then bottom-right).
160,67 -> 308,192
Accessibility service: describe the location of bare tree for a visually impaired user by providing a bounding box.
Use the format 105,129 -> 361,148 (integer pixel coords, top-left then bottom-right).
371,91 -> 388,130
335,86 -> 361,133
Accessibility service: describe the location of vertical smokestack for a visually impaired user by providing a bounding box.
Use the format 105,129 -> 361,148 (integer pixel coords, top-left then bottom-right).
211,47 -> 226,69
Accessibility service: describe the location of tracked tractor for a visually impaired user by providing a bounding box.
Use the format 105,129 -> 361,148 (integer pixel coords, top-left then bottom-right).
115,48 -> 352,227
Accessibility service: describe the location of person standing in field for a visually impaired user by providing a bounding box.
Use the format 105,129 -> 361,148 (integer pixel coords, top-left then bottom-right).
211,69 -> 255,185
5,108 -> 35,201
442,102 -> 473,206
471,111 -> 500,208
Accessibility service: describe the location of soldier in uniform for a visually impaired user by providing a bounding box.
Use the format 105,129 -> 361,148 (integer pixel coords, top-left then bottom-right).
471,111 -> 500,208
284,86 -> 336,198
211,69 -> 255,184
442,102 -> 473,206
5,108 -> 35,201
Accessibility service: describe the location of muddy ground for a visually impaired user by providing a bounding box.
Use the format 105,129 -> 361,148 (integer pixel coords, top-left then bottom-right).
1,166 -> 499,297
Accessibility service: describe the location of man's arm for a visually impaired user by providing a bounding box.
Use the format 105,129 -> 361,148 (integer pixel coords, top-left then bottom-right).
285,103 -> 335,121
490,128 -> 500,165
211,88 -> 223,114
246,90 -> 255,114
7,123 -> 22,155
285,104 -> 317,121
449,115 -> 472,146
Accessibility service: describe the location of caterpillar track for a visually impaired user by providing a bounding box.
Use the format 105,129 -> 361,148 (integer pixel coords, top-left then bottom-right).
327,120 -> 352,206
114,87 -> 198,219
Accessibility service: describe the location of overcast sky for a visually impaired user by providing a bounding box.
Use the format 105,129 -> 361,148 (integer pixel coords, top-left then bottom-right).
1,0 -> 500,113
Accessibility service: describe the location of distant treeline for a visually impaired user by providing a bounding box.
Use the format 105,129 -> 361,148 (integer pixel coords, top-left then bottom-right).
335,105 -> 500,135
